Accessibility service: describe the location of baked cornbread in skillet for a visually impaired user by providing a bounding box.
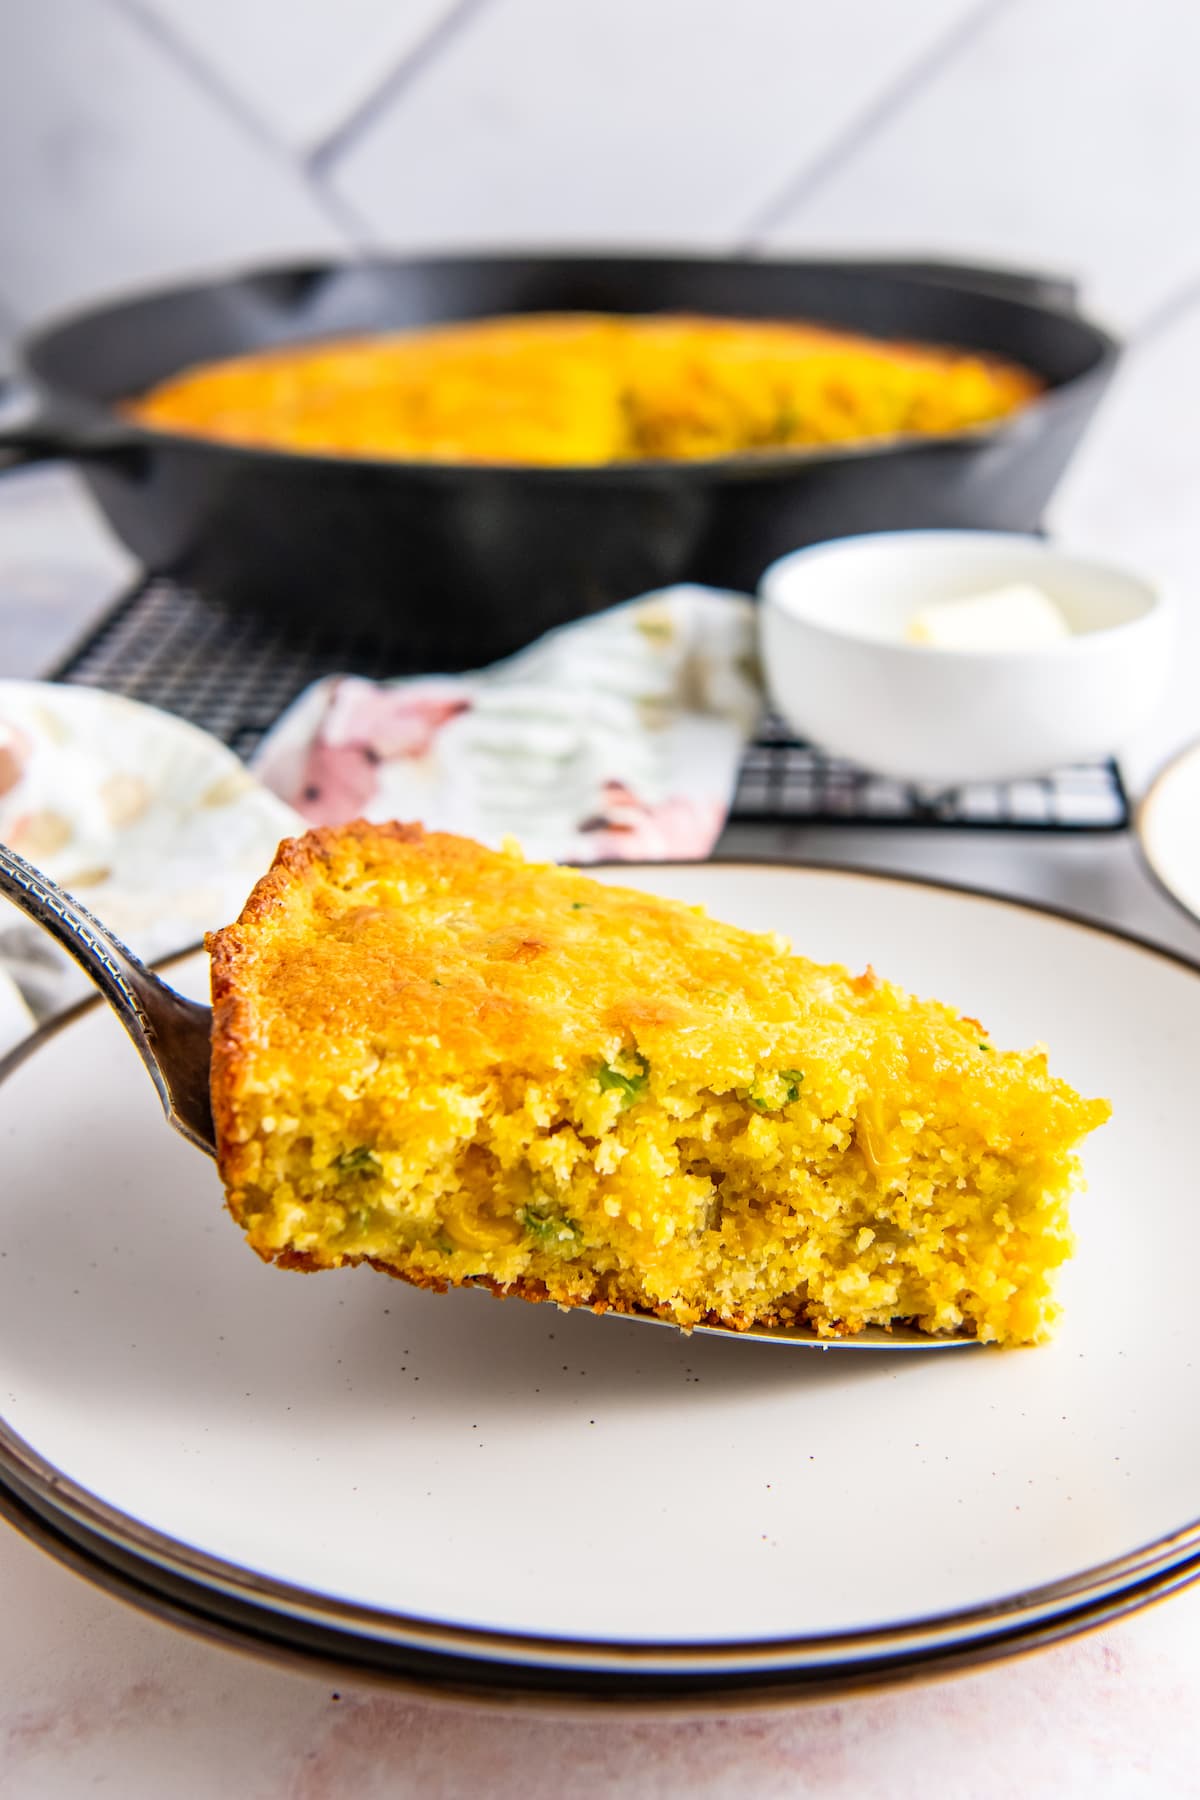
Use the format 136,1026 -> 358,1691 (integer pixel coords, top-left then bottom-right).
129,312 -> 1041,466
207,824 -> 1109,1344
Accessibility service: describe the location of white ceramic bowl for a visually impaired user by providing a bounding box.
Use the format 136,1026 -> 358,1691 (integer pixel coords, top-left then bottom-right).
759,531 -> 1173,786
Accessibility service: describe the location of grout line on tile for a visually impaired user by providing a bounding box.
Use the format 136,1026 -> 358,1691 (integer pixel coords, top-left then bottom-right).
111,0 -> 294,159
301,180 -> 382,252
306,0 -> 499,180
735,0 -> 1019,247
1133,273 -> 1200,347
109,0 -> 368,250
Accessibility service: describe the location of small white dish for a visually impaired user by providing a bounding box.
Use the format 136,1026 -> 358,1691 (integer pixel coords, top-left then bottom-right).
1136,738 -> 1200,928
759,531 -> 1173,786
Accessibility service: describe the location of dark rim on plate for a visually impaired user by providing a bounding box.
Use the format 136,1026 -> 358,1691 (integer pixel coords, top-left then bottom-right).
4,1469 -> 1200,1715
1,861 -> 1198,1702
1133,738 -> 1200,937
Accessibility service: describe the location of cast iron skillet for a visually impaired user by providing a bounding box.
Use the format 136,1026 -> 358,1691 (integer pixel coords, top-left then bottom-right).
0,254 -> 1119,666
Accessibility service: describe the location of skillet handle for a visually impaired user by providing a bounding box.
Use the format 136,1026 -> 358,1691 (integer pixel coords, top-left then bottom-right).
0,376 -> 142,471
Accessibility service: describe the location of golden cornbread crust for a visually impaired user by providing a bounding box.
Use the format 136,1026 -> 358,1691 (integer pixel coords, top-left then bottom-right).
128,312 -> 1041,466
208,823 -> 1110,1344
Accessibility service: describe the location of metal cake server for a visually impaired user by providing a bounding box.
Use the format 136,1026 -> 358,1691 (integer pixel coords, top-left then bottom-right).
0,840 -> 215,1156
0,840 -> 972,1350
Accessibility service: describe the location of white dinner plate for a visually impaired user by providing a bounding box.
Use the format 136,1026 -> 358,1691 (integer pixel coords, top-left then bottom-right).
2,862 -> 1199,1706
1137,737 -> 1200,930
0,680 -> 300,1017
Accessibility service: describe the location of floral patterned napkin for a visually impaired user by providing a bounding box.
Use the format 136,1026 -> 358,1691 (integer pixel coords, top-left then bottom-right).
253,587 -> 761,863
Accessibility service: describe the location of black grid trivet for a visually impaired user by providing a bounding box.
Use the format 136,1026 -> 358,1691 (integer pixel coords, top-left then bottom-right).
52,577 -> 1129,832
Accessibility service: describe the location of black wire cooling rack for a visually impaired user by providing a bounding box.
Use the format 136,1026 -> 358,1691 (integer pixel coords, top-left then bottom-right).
51,577 -> 1129,832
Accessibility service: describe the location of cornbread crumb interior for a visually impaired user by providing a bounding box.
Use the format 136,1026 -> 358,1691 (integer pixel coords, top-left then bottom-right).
207,824 -> 1109,1345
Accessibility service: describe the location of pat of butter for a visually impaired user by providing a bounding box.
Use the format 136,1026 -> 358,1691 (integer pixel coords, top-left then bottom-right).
906,582 -> 1072,651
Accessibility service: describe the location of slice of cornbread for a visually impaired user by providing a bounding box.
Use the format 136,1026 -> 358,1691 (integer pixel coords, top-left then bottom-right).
207,824 -> 1109,1344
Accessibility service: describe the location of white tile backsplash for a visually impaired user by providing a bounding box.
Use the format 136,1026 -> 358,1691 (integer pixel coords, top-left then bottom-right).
137,0 -> 465,155
759,0 -> 1200,330
1,0 -> 1195,336
1049,301 -> 1200,788
0,0 -> 348,330
325,0 -> 978,248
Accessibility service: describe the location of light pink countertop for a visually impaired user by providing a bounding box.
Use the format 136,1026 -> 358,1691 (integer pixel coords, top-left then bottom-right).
5,1518 -> 1200,1798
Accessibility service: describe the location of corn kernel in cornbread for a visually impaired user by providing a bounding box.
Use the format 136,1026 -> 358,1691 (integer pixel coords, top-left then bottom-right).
207,824 -> 1109,1344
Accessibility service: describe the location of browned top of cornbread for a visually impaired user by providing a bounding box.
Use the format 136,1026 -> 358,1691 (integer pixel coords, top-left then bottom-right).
209,821 -> 1104,1179
206,823 -> 1112,1342
128,311 -> 1042,465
